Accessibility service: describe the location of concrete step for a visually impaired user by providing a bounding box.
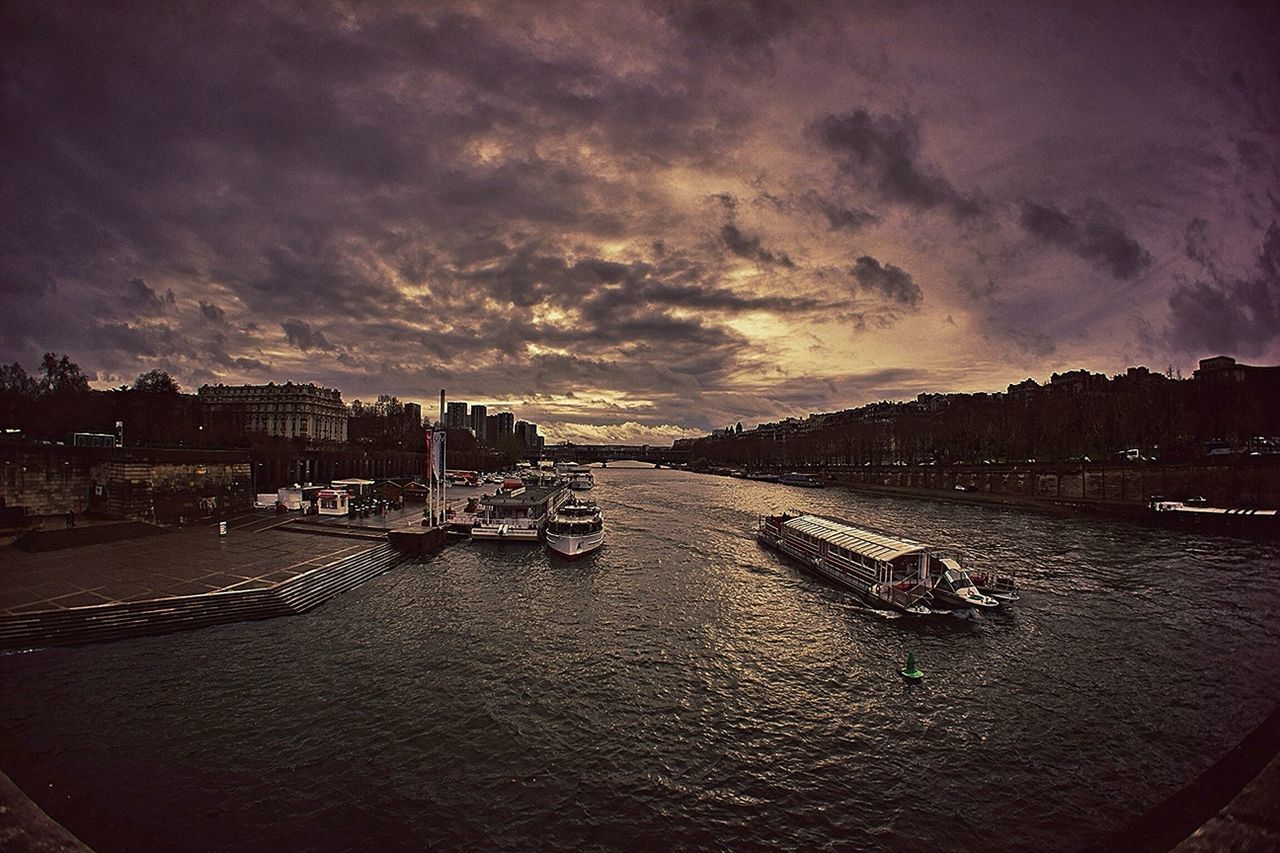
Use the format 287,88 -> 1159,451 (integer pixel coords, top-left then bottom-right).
13,522 -> 170,553
0,543 -> 412,651
277,524 -> 388,541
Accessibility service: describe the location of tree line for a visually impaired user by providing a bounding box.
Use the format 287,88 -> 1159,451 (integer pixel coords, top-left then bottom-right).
685,370 -> 1280,469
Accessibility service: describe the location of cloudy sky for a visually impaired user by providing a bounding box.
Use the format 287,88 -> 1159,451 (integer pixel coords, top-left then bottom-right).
3,1 -> 1278,443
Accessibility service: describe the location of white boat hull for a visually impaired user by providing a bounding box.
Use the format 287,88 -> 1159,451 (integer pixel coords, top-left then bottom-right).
546,528 -> 604,558
472,522 -> 541,542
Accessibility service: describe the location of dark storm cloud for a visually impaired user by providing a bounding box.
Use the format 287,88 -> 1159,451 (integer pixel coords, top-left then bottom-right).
662,0 -> 799,72
1166,222 -> 1280,355
451,243 -> 825,337
199,301 -> 226,323
810,108 -> 982,219
207,348 -> 269,372
721,224 -> 795,268
813,200 -> 879,232
126,278 -> 174,314
753,190 -> 878,232
281,319 -> 332,352
91,321 -> 179,358
850,256 -> 923,307
370,9 -> 746,168
1019,200 -> 1153,281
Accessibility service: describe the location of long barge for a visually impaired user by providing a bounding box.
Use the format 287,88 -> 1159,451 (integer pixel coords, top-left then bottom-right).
757,513 -> 1013,613
1148,497 -> 1280,534
757,513 -> 935,614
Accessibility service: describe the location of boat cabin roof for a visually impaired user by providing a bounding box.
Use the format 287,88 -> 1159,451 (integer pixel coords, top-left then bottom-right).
557,502 -> 598,514
481,484 -> 564,508
784,514 -> 929,562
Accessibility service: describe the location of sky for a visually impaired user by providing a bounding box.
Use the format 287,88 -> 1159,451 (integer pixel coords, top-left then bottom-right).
2,1 -> 1278,444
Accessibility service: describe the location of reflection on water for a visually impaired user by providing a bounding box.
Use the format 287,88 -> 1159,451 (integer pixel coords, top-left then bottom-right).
3,466 -> 1279,851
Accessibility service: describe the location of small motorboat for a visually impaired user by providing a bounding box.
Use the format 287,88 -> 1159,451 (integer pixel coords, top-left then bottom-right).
967,568 -> 1020,602
930,558 -> 999,609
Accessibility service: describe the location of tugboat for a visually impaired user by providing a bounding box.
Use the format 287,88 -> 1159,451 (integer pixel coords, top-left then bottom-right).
545,497 -> 604,559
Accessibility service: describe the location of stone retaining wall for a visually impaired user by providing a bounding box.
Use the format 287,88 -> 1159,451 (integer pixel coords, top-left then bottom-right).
835,458 -> 1280,508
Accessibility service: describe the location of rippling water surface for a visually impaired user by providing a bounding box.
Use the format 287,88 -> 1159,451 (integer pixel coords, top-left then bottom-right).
4,466 -> 1280,851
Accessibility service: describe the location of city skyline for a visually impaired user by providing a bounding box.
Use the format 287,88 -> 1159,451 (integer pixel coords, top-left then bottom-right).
3,1 -> 1278,445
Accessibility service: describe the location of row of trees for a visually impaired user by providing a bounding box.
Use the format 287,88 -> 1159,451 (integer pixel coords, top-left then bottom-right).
0,355 -> 190,445
688,371 -> 1280,469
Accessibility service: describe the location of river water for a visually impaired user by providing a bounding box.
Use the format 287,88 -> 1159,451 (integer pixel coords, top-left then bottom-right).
3,465 -> 1280,851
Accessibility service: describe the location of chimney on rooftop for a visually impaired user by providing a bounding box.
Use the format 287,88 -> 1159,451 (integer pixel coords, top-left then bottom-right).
439,389 -> 446,428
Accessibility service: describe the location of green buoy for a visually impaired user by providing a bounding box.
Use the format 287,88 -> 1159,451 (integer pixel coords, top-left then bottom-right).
900,651 -> 923,683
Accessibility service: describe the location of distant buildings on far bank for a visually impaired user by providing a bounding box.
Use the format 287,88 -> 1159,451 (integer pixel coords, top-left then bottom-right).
446,399 -> 542,450
194,383 -> 542,451
677,355 -> 1280,466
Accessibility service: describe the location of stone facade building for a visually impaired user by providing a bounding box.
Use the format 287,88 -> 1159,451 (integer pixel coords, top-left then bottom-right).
198,382 -> 348,443
0,445 -> 252,521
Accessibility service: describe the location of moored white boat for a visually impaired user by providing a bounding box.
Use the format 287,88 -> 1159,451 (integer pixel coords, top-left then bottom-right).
779,472 -> 825,488
472,482 -> 568,542
545,497 -> 604,559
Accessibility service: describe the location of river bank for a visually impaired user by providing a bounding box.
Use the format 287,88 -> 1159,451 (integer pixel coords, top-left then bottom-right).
693,456 -> 1280,526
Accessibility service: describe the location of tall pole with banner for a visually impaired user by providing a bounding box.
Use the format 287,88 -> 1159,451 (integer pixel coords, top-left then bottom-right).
425,425 -> 447,526
425,390 -> 448,528
432,428 -> 443,526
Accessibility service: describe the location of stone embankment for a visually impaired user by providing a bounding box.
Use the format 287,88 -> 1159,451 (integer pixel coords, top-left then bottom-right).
787,458 -> 1280,517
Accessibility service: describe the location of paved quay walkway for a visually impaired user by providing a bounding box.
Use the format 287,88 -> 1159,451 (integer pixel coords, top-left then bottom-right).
0,768 -> 89,853
1171,712 -> 1280,852
0,521 -> 370,616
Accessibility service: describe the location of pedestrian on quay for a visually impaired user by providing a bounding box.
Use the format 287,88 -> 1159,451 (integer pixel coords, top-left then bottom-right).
65,508 -> 76,528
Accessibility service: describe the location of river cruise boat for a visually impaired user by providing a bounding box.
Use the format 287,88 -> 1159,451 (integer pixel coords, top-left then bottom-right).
545,497 -> 604,558
472,483 -> 569,542
779,472 -> 825,488
565,465 -> 594,491
930,558 -> 999,609
757,513 -> 933,615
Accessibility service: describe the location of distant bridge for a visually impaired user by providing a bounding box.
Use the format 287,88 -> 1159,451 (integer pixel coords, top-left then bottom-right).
536,443 -> 691,465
